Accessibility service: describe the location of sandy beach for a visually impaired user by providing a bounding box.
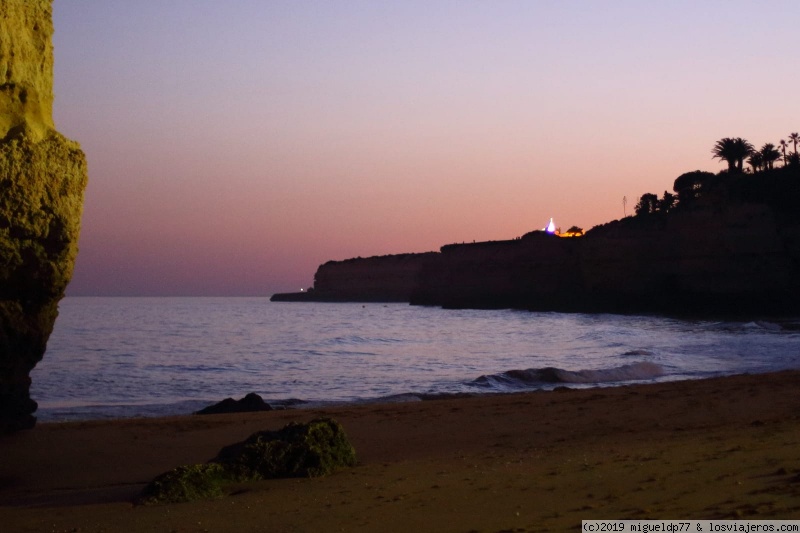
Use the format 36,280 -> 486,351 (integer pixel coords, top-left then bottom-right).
2,371 -> 800,532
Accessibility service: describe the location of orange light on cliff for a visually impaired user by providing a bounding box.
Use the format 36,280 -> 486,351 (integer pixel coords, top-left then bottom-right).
543,218 -> 583,237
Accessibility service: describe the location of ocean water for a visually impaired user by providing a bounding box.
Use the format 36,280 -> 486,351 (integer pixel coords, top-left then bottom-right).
31,297 -> 800,422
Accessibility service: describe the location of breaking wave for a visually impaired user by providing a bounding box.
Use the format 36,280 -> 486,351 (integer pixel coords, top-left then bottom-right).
472,361 -> 664,390
621,349 -> 654,357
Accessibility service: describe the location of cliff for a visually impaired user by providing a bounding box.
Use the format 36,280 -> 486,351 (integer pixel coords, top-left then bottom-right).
410,234 -> 584,309
0,0 -> 88,432
276,167 -> 800,316
575,202 -> 798,314
272,253 -> 438,302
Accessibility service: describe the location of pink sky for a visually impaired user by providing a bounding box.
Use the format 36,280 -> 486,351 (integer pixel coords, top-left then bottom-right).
52,0 -> 800,296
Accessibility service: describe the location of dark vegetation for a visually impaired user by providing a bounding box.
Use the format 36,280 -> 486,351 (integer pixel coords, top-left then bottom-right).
634,133 -> 800,220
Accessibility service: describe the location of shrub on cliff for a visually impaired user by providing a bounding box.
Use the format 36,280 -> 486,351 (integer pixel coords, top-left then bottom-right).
634,193 -> 659,216
673,170 -> 715,206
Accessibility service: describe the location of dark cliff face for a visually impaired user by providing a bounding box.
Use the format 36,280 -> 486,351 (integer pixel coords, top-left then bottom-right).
410,234 -> 584,310
411,204 -> 799,315
0,1 -> 88,432
272,253 -> 438,302
578,203 -> 798,314
283,168 -> 800,317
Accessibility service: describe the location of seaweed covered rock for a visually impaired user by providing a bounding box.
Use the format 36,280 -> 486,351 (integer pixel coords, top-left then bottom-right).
137,418 -> 357,505
195,392 -> 272,415
215,417 -> 358,480
136,463 -> 228,506
0,0 -> 88,433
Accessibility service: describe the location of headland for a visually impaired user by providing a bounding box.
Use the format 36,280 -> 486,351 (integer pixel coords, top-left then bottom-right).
274,164 -> 800,316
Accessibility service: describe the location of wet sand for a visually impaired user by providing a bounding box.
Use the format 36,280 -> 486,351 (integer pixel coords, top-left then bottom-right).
2,371 -> 800,532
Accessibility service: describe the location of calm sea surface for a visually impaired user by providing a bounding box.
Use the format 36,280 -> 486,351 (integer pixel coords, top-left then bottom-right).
31,297 -> 800,422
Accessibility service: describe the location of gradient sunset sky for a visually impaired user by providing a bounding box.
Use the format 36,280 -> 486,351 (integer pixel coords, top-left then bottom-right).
52,0 -> 799,296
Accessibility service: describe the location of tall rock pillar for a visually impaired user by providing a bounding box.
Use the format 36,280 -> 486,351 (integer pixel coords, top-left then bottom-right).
0,0 -> 88,432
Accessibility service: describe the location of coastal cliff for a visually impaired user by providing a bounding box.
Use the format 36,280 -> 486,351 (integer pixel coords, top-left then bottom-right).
275,167 -> 800,316
410,233 -> 584,310
0,0 -> 88,432
576,202 -> 798,314
272,253 -> 437,302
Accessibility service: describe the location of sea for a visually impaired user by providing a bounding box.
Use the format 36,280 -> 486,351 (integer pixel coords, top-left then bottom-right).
30,297 -> 800,422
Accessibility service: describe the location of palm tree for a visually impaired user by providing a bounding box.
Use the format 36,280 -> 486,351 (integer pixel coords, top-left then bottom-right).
759,143 -> 781,170
789,132 -> 800,155
712,137 -> 754,172
779,139 -> 789,165
733,137 -> 755,170
747,152 -> 764,173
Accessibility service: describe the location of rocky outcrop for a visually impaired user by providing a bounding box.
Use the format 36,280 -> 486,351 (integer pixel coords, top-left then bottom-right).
278,169 -> 800,316
412,200 -> 800,315
271,252 -> 438,302
1,0 -> 88,432
576,202 -> 799,314
195,392 -> 272,415
137,418 -> 357,505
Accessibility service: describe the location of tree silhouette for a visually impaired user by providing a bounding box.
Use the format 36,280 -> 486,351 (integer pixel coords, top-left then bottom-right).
673,170 -> 714,203
747,152 -> 764,173
789,132 -> 799,154
659,191 -> 676,213
712,137 -> 754,172
635,193 -> 659,216
779,139 -> 789,165
759,143 -> 781,170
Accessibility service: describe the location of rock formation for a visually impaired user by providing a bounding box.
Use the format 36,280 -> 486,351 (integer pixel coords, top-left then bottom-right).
275,167 -> 800,316
271,252 -> 437,302
195,392 -> 272,415
1,0 -> 88,432
137,418 -> 357,505
412,198 -> 800,315
410,232 -> 585,310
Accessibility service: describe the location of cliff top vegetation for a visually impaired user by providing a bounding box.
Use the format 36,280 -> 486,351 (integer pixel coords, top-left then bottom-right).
630,133 -> 800,222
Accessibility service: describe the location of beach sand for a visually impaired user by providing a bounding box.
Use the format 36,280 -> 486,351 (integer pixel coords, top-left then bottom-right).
2,371 -> 800,532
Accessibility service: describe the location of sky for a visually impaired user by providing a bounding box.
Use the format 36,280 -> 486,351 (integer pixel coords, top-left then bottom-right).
51,0 -> 800,296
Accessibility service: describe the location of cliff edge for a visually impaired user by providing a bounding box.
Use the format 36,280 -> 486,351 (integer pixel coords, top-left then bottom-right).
272,253 -> 438,302
0,0 -> 88,432
276,167 -> 800,316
